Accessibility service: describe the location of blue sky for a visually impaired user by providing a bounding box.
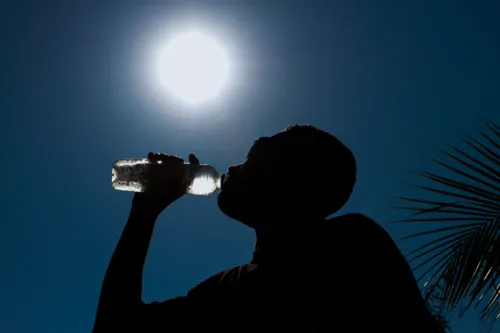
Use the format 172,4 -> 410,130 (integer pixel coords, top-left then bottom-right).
1,0 -> 499,332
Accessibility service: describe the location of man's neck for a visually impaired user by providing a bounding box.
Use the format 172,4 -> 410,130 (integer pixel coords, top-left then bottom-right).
253,216 -> 322,248
255,228 -> 274,248
251,217 -> 325,266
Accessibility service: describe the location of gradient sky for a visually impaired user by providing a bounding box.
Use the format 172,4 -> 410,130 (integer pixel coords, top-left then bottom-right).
2,1 -> 500,332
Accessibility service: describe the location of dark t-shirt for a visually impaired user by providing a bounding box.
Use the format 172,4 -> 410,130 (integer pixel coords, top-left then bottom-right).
138,213 -> 438,332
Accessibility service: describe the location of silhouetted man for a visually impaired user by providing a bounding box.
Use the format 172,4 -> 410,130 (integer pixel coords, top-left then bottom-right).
93,125 -> 439,332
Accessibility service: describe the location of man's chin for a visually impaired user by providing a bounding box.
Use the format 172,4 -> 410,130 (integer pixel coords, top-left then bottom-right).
217,189 -> 256,228
217,189 -> 238,219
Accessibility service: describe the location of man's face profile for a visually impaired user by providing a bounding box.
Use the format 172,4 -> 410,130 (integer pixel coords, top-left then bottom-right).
217,136 -> 285,226
217,125 -> 357,228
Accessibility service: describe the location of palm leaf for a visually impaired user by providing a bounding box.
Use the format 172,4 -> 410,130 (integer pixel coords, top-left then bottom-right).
395,122 -> 500,329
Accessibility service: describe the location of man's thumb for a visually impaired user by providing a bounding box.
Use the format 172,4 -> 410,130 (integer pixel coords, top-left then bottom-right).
188,154 -> 200,165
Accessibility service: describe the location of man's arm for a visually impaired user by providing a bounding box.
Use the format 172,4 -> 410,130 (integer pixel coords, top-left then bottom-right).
93,196 -> 228,332
93,153 -> 199,332
92,201 -> 163,332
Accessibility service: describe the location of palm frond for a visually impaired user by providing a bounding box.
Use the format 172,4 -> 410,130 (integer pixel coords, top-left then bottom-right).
395,122 -> 500,329
424,281 -> 452,332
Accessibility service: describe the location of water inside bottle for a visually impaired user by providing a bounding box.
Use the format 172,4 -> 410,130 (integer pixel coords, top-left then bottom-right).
111,159 -> 222,195
112,166 -> 148,192
187,168 -> 222,195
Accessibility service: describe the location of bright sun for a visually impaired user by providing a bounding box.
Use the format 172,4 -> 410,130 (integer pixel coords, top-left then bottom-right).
159,32 -> 229,105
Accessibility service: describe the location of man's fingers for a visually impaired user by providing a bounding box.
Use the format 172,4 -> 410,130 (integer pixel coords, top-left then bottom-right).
147,152 -> 159,161
188,154 -> 200,165
147,152 -> 184,164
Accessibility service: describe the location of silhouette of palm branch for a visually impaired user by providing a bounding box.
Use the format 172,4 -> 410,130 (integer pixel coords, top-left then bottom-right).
394,122 -> 500,330
425,281 -> 452,332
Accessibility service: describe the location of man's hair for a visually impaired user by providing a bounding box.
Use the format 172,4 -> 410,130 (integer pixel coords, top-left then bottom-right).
272,124 -> 357,218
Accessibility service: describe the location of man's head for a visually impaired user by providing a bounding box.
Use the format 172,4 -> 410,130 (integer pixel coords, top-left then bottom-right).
217,125 -> 356,229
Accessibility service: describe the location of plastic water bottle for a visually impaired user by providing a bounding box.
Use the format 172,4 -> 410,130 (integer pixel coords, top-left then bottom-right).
111,158 -> 222,196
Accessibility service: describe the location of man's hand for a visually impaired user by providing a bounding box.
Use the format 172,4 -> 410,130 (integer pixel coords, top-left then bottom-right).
132,153 -> 200,216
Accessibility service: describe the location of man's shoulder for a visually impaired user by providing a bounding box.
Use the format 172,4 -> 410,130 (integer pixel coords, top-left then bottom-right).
320,213 -> 393,247
188,264 -> 254,296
